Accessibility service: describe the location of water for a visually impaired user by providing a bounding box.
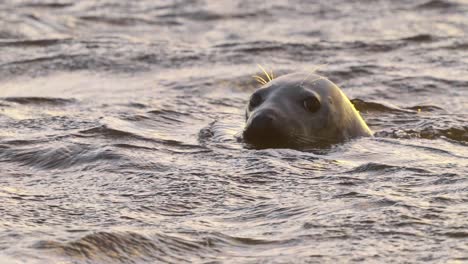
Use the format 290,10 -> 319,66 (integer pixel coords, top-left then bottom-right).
0,0 -> 467,263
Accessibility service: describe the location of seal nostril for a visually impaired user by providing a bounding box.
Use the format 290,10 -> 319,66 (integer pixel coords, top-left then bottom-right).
249,113 -> 274,132
243,112 -> 277,143
252,114 -> 273,130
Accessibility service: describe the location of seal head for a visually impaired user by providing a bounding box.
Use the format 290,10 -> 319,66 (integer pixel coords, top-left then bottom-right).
243,72 -> 372,149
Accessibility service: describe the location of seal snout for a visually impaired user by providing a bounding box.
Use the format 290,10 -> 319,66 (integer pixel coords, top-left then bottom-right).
243,109 -> 286,147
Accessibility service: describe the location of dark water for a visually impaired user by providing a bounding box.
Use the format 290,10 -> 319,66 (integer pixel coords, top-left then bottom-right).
1,0 -> 467,263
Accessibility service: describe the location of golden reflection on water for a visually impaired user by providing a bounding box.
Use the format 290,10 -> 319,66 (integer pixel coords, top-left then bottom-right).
1,108 -> 31,120
0,186 -> 27,197
1,107 -> 68,120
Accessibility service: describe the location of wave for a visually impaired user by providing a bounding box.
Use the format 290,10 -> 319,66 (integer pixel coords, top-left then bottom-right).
213,40 -> 406,55
34,232 -> 180,263
351,98 -> 466,144
0,144 -> 121,170
79,125 -> 143,140
384,76 -> 468,90
400,34 -> 435,42
158,9 -> 266,22
21,2 -> 74,8
1,97 -> 76,106
347,162 -> 429,174
375,126 -> 468,143
441,41 -> 468,50
0,38 -> 72,48
416,0 -> 458,9
79,16 -> 162,26
351,99 -> 411,114
33,230 -> 282,263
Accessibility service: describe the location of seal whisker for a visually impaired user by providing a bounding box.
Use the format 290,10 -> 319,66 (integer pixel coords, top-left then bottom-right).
300,74 -> 326,87
299,64 -> 329,87
253,75 -> 268,85
310,76 -> 326,83
257,64 -> 272,81
309,63 -> 328,74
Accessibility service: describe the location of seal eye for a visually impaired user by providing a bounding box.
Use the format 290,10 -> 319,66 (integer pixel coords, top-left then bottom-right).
249,93 -> 262,111
303,96 -> 320,113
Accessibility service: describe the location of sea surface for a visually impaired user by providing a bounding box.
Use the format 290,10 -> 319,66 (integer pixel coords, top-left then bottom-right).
0,0 -> 467,263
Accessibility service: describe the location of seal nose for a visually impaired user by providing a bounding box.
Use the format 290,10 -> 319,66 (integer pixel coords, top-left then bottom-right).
243,110 -> 281,145
246,113 -> 274,136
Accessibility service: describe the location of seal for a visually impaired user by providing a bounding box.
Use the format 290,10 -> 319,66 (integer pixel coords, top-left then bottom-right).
243,71 -> 372,149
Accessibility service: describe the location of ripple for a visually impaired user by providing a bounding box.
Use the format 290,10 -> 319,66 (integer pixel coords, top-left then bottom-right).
32,230 -> 296,263
198,120 -> 243,149
79,125 -> 142,140
416,0 -> 458,9
147,109 -> 191,124
34,232 -> 170,263
33,231 -> 220,263
2,54 -> 86,67
405,105 -> 444,112
375,126 -> 468,143
21,2 -> 74,8
351,99 -> 410,113
0,38 -> 72,48
1,97 -> 76,106
347,162 -> 429,174
440,231 -> 468,238
223,202 -> 310,222
400,34 -> 436,42
441,41 -> 468,50
0,144 -> 121,169
321,65 -> 376,81
383,76 -> 468,91
213,40 -> 406,56
79,16 -> 160,26
160,10 -> 264,21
